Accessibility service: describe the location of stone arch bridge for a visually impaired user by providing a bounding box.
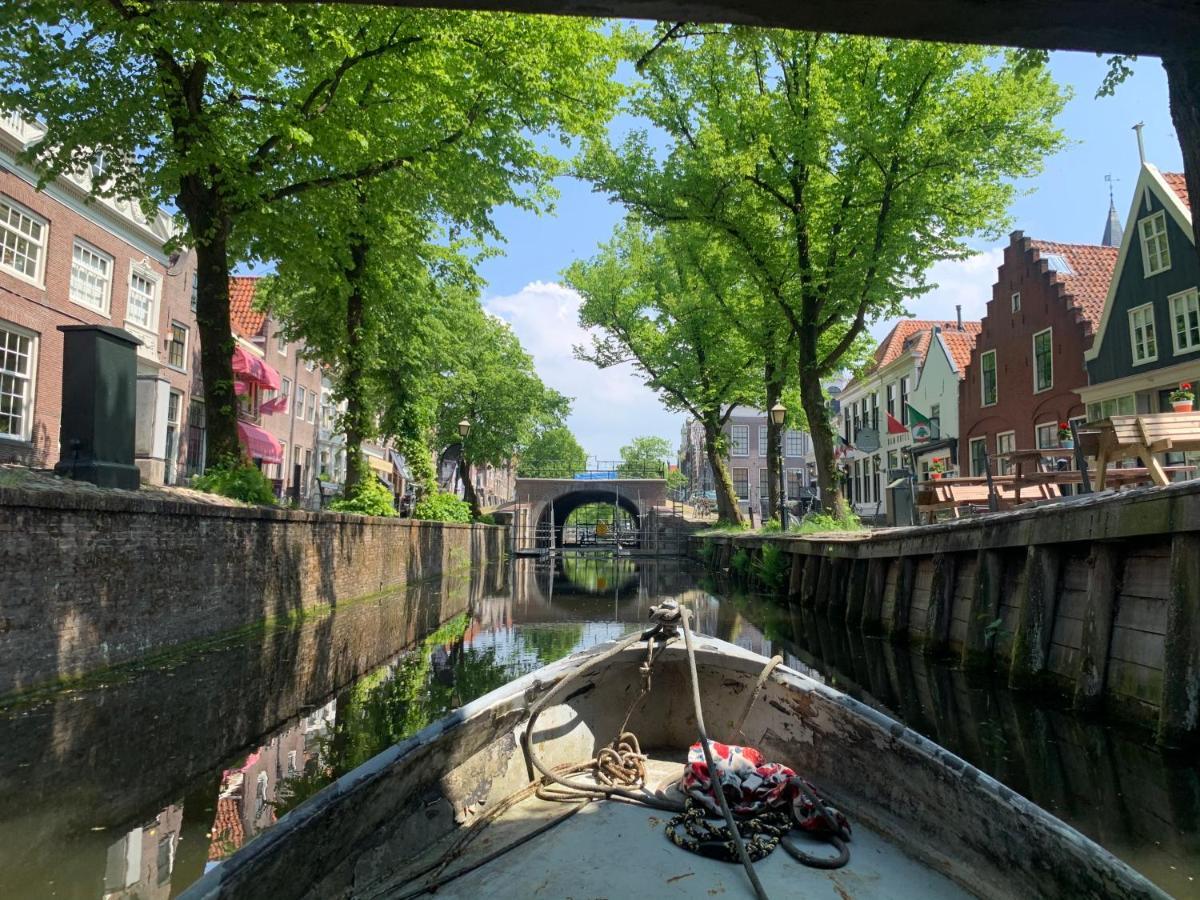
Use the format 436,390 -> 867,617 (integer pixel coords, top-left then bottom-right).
502,476 -> 675,552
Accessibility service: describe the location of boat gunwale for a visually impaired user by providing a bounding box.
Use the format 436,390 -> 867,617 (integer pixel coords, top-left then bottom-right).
180,635 -> 1168,900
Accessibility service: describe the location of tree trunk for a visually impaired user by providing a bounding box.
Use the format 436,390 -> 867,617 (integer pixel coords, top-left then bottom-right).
459,455 -> 481,518
341,235 -> 371,498
191,218 -> 240,467
1163,52 -> 1200,264
800,366 -> 847,518
764,364 -> 781,521
702,418 -> 744,526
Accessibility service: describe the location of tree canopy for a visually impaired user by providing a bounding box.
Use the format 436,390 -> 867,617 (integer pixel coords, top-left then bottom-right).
517,425 -> 588,478
566,220 -> 758,522
579,27 -> 1067,512
618,436 -> 672,477
0,4 -> 617,463
434,308 -> 571,516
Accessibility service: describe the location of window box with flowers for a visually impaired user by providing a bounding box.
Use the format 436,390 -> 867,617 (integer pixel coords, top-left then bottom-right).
1057,422 -> 1074,449
1170,383 -> 1195,413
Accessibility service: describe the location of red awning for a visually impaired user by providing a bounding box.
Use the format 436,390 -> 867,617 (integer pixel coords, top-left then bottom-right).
237,420 -> 283,464
231,345 -> 281,391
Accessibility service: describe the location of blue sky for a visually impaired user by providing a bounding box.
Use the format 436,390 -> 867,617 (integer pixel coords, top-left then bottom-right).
480,50 -> 1184,460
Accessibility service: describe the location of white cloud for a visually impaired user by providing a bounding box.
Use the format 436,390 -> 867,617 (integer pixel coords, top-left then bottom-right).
490,254 -> 1003,458
870,248 -> 1004,340
483,281 -> 684,461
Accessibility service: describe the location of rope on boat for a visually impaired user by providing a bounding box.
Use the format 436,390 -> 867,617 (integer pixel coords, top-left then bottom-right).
679,606 -> 771,900
373,603 -> 847,900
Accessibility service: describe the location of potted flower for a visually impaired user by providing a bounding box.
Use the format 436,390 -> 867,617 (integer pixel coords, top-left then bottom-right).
1170,383 -> 1195,413
929,458 -> 946,480
1058,422 -> 1074,449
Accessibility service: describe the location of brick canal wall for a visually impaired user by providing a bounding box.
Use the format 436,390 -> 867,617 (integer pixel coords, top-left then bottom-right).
0,485 -> 506,698
691,480 -> 1200,747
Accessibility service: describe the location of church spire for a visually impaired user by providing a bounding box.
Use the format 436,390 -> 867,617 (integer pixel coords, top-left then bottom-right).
1102,174 -> 1123,248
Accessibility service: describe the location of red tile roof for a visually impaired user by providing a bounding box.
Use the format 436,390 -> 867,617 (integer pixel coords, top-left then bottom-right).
1028,239 -> 1117,330
937,327 -> 981,379
847,319 -> 981,392
229,276 -> 265,339
1163,172 -> 1190,210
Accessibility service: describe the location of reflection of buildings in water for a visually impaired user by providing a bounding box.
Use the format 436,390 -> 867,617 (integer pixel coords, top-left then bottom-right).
102,805 -> 182,900
204,699 -> 336,868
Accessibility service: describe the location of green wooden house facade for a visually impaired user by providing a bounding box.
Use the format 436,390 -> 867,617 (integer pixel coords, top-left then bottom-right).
1081,164 -> 1199,419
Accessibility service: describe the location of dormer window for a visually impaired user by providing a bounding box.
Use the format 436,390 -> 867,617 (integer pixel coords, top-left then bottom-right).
1139,212 -> 1171,276
1011,292 -> 1021,313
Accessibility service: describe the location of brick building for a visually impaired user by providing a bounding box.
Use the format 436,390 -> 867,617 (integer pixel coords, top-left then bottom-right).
678,408 -> 815,518
959,232 -> 1117,477
0,112 -> 199,479
228,276 -> 324,502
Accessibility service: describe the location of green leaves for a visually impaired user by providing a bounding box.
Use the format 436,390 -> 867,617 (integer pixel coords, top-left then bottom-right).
576,26 -> 1068,504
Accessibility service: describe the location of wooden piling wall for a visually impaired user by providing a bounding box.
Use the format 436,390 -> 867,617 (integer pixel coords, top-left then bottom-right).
691,480 -> 1200,746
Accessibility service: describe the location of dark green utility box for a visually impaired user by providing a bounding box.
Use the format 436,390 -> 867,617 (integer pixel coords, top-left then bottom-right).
54,325 -> 141,489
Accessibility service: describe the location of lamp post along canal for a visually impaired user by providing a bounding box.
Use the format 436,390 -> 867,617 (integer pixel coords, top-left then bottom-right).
770,402 -> 788,529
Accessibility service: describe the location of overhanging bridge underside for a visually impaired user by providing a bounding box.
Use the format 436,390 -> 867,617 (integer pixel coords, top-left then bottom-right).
319,1 -> 1194,57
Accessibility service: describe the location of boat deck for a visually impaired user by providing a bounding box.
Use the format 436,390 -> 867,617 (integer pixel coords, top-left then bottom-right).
356,758 -> 972,900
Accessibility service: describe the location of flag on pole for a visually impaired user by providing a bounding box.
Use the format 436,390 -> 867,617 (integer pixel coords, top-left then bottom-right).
885,412 -> 908,435
906,404 -> 932,442
835,435 -> 853,458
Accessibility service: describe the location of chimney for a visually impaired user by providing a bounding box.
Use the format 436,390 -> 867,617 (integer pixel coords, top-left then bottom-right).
956,304 -> 963,331
1133,122 -> 1146,164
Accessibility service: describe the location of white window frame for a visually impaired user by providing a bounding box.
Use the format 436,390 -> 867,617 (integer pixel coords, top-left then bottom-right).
969,437 -> 988,477
69,239 -> 113,315
995,430 -> 1016,475
1034,420 -> 1059,449
0,195 -> 47,286
980,349 -> 998,407
1169,287 -> 1200,355
731,466 -> 749,499
277,331 -> 288,356
784,430 -> 805,458
0,319 -> 37,442
125,264 -> 161,332
1011,291 -> 1021,313
166,321 -> 188,372
1138,211 -> 1171,276
1128,303 -> 1158,365
730,424 -> 749,457
757,424 -> 768,457
1032,327 -> 1053,393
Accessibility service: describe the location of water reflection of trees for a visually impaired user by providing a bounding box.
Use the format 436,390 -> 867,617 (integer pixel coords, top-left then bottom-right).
558,554 -> 637,593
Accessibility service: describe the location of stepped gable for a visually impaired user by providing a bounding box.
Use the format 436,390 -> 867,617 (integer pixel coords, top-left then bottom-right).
1023,237 -> 1118,338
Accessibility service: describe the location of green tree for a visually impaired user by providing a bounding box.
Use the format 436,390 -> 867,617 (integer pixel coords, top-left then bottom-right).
435,309 -> 570,517
517,425 -> 588,478
566,221 -> 758,524
581,28 -> 1067,514
618,436 -> 672,477
0,5 -> 616,464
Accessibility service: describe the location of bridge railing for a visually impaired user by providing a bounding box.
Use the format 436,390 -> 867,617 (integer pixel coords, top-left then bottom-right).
515,458 -> 671,480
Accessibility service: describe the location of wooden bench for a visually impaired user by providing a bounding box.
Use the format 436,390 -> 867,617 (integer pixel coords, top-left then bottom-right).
1088,412 -> 1200,487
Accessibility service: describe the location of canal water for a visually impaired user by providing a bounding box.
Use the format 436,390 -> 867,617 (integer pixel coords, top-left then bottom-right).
1,557 -> 1196,898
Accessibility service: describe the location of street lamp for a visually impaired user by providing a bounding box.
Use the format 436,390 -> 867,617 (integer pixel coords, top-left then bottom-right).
769,402 -> 788,529
457,418 -> 471,439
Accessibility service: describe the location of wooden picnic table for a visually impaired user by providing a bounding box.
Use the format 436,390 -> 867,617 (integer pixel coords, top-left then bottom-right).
1082,412 -> 1200,487
994,448 -> 1077,503
915,464 -> 1195,523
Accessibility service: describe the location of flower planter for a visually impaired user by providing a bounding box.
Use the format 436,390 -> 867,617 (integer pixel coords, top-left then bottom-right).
930,472 -> 942,480
1060,440 -> 1074,449
1173,401 -> 1194,413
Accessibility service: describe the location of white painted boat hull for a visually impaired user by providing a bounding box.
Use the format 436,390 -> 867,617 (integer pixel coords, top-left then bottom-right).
183,636 -> 1169,900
